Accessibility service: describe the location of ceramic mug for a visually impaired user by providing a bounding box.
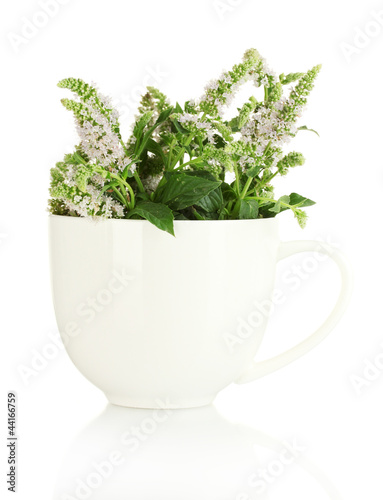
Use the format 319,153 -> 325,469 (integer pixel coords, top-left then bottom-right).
49,216 -> 352,408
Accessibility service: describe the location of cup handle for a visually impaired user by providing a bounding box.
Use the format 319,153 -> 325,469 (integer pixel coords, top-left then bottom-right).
235,240 -> 353,384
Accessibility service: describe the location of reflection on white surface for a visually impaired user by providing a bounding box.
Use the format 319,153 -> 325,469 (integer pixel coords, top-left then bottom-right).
54,405 -> 342,500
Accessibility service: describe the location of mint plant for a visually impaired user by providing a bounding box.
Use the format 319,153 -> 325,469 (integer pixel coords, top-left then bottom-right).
49,49 -> 321,235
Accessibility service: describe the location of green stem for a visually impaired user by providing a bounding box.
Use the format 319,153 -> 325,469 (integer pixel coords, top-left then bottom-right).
133,171 -> 145,193
155,175 -> 167,192
247,170 -> 279,197
185,133 -> 194,146
170,147 -> 186,169
192,208 -> 205,221
120,139 -> 130,157
233,163 -> 241,196
115,177 -> 135,208
175,157 -> 202,170
231,199 -> 241,219
73,151 -> 136,208
167,137 -> 181,170
263,140 -> 272,156
117,182 -> 128,203
98,169 -> 135,209
260,170 -> 278,189
253,196 -> 297,213
230,161 -> 244,219
168,131 -> 195,170
118,139 -> 144,193
253,196 -> 277,204
239,176 -> 253,199
111,186 -> 128,207
73,152 -> 87,165
167,143 -> 174,171
218,210 -> 226,220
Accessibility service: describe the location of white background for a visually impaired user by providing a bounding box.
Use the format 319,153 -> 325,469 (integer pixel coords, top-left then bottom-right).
1,0 -> 383,498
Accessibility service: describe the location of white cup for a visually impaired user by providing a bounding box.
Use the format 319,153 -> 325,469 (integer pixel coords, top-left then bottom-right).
49,216 -> 352,408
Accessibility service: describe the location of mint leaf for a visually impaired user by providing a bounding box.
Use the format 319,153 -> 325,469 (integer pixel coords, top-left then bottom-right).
196,187 -> 224,213
128,201 -> 174,236
135,106 -> 174,157
297,125 -> 320,137
155,106 -> 174,125
239,199 -> 259,219
158,173 -> 221,211
289,193 -> 315,208
246,164 -> 261,178
221,182 -> 236,202
133,111 -> 153,140
269,195 -> 290,214
145,138 -> 166,163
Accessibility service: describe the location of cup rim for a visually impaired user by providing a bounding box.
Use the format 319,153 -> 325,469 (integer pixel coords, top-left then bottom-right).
48,214 -> 279,225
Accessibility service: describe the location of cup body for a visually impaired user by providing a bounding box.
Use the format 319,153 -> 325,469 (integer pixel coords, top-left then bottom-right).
49,216 -> 280,408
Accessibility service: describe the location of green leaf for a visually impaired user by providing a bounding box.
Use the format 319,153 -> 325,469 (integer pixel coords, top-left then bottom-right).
145,138 -> 166,163
127,201 -> 174,236
239,199 -> 259,219
122,159 -> 139,180
158,172 -> 221,210
161,132 -> 178,146
257,202 -> 275,219
135,191 -> 150,201
135,107 -> 174,157
72,152 -> 87,165
172,119 -> 190,135
174,212 -> 189,220
221,182 -> 237,202
211,134 -> 226,150
133,111 -> 153,140
289,193 -> 316,208
246,164 -> 261,178
297,125 -> 320,137
181,159 -> 207,170
185,170 -> 218,181
269,195 -> 290,214
184,145 -> 192,156
155,106 -> 174,125
195,187 -> 224,213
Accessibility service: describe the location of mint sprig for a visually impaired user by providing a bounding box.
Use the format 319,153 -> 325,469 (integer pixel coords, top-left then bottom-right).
49,49 -> 321,235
